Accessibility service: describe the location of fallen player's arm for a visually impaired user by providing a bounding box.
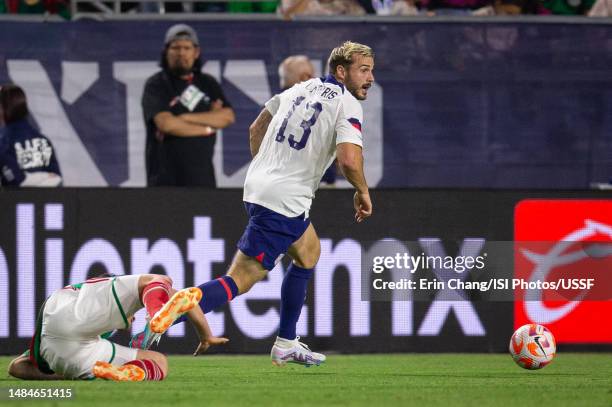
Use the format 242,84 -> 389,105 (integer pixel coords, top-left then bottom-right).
154,112 -> 216,137
249,108 -> 273,157
7,354 -> 63,380
185,303 -> 229,355
336,142 -> 372,222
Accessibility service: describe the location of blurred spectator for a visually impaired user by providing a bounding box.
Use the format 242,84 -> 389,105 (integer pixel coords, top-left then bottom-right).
227,0 -> 278,12
472,0 -> 540,14
194,2 -> 227,12
142,24 -> 235,187
278,55 -> 315,90
370,0 -> 393,13
0,0 -> 70,18
0,84 -> 62,187
278,55 -> 337,186
278,0 -> 334,16
424,0 -> 487,15
587,0 -> 611,14
370,0 -> 419,14
278,0 -> 365,18
389,0 -> 419,14
356,0 -> 377,12
540,0 -> 594,14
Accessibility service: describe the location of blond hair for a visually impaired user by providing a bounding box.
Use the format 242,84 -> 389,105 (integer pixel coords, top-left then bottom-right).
327,41 -> 374,76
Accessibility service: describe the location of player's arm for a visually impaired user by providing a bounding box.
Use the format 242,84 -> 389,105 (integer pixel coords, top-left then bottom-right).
180,100 -> 236,129
153,112 -> 216,137
249,108 -> 273,157
185,301 -> 229,355
337,142 -> 372,223
7,354 -> 64,380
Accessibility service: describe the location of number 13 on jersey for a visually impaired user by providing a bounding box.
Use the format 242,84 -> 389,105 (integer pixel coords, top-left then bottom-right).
275,96 -> 323,151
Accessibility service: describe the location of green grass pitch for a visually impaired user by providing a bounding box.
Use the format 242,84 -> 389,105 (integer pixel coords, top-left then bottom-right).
1,354 -> 611,407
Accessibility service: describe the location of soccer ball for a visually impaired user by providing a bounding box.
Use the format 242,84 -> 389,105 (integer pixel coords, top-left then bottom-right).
509,324 -> 556,370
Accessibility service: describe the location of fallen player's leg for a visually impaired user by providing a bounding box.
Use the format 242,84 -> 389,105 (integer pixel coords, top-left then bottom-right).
93,349 -> 167,381
149,287 -> 202,334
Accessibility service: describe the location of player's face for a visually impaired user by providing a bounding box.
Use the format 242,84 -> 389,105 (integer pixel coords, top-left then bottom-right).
344,55 -> 374,101
166,40 -> 200,76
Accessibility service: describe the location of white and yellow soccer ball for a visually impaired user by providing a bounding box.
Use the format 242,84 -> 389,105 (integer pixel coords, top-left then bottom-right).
509,324 -> 556,370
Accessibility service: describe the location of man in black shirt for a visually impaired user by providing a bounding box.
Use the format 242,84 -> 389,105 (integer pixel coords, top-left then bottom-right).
142,24 -> 235,187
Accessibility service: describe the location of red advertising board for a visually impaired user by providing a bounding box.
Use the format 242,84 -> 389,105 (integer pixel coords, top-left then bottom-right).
514,200 -> 612,343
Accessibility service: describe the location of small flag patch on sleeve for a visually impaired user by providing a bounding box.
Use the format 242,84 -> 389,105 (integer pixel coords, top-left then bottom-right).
348,118 -> 362,132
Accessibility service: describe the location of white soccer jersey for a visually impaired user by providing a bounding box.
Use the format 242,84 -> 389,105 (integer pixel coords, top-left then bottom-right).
243,75 -> 364,217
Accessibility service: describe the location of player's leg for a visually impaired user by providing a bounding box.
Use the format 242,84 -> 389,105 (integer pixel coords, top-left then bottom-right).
211,203 -> 311,321
227,250 -> 269,294
7,353 -> 63,380
135,274 -> 201,333
93,343 -> 168,382
153,252 -> 265,345
138,274 -> 173,318
129,275 -> 202,349
188,202 -> 297,311
167,203 -> 279,324
132,203 -> 298,350
280,223 -> 320,340
271,223 -> 326,367
185,249 -> 266,310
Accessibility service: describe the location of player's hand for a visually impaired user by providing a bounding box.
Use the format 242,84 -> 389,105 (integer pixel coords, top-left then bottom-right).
193,337 -> 230,356
353,191 -> 372,223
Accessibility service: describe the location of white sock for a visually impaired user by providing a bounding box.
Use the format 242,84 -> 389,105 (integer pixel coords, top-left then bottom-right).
275,336 -> 297,348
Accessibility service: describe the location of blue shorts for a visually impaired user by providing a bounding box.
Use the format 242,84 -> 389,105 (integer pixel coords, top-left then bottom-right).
237,202 -> 311,271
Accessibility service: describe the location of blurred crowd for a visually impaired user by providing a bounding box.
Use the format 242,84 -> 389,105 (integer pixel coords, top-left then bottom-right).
1,0 -> 612,18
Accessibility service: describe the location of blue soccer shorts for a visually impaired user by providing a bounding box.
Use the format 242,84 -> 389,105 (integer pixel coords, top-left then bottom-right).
237,202 -> 311,271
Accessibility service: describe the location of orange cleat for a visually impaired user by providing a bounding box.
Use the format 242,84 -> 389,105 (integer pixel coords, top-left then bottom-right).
149,287 -> 202,334
93,361 -> 145,382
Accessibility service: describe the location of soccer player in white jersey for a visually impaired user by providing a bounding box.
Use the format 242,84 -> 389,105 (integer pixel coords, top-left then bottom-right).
132,41 -> 374,367
7,274 -> 227,381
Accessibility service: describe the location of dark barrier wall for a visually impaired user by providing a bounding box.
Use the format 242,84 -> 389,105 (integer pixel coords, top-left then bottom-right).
0,21 -> 611,187
0,189 -> 610,355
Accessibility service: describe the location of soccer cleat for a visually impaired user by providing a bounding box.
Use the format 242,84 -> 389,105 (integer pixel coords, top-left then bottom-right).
149,287 -> 202,334
129,322 -> 161,350
93,361 -> 145,382
270,336 -> 326,367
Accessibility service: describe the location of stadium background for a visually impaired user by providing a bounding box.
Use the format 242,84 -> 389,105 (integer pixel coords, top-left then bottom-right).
1,18 -> 611,356
1,20 -> 612,188
1,190 -> 610,354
